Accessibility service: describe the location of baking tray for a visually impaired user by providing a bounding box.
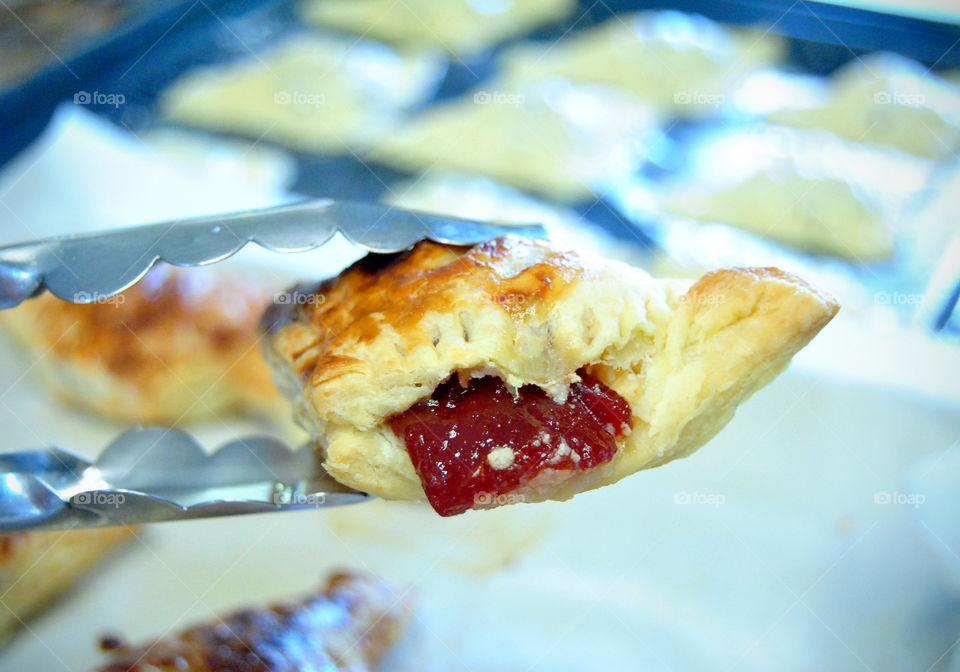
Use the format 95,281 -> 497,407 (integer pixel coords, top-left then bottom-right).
1,0 -> 957,320
3,0 -> 959,186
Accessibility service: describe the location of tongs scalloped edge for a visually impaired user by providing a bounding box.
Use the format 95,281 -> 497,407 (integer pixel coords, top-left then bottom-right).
0,199 -> 545,529
0,198 -> 546,309
0,427 -> 368,531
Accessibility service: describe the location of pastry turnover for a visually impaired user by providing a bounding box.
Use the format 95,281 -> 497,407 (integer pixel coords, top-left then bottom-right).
0,528 -> 134,645
0,264 -> 283,425
302,0 -> 575,56
767,53 -> 960,159
662,168 -> 894,261
161,35 -> 445,155
263,236 -> 838,516
500,11 -> 783,115
92,572 -> 411,672
658,123 -> 939,261
368,80 -> 659,201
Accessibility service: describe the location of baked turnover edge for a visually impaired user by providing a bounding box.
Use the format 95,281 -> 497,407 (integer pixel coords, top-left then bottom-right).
263,236 -> 838,515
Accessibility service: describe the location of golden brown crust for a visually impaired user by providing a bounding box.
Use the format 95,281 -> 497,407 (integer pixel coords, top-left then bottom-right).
93,572 -> 412,672
264,236 -> 838,507
0,527 -> 135,646
264,236 -> 580,343
263,236 -> 650,430
0,264 -> 284,425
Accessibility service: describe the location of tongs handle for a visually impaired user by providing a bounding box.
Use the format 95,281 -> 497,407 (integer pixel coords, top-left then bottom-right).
0,199 -> 545,309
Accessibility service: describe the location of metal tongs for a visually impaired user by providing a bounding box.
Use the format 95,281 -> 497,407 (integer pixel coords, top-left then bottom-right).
0,199 -> 545,531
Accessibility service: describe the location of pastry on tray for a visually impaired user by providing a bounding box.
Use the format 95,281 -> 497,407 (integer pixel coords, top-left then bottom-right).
92,572 -> 411,672
161,35 -> 445,155
301,0 -> 575,56
368,79 -> 659,201
0,528 -> 134,646
661,167 -> 894,261
0,263 -> 283,425
767,52 -> 960,160
657,124 -> 934,262
263,235 -> 838,516
500,10 -> 784,115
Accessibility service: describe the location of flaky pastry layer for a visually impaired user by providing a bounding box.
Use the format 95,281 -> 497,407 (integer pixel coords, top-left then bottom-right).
264,236 -> 838,504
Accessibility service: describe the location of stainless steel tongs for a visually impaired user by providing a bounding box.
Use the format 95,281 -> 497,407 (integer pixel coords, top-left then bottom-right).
0,199 -> 546,531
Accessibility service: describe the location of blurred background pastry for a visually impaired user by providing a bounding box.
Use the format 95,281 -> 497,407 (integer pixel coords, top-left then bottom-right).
370,79 -> 661,200
301,0 -> 576,56
160,34 -> 446,155
0,528 -> 134,646
500,11 -> 784,115
656,124 -> 935,261
766,53 -> 960,159
0,264 -> 285,426
91,571 -> 412,672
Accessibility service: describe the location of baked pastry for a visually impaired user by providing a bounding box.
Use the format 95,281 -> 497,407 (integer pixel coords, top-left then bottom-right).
767,53 -> 960,159
161,35 -> 445,155
301,0 -> 575,56
369,79 -> 659,201
500,11 -> 783,115
263,236 -> 838,516
0,263 -> 284,425
662,168 -> 893,260
657,124 -> 935,261
0,527 -> 134,646
92,572 -> 412,672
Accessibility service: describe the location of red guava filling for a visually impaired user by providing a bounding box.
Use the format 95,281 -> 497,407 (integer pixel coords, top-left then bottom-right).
388,371 -> 631,516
